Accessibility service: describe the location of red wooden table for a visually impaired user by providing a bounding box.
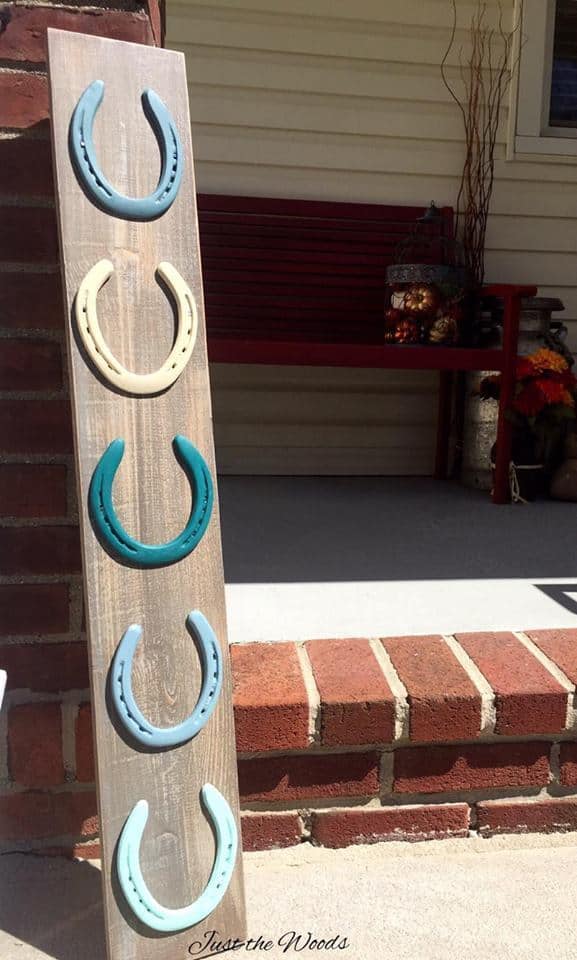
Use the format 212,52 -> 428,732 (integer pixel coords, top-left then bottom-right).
197,195 -> 535,503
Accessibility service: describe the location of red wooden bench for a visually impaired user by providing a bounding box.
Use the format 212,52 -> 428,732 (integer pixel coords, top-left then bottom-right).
198,194 -> 535,503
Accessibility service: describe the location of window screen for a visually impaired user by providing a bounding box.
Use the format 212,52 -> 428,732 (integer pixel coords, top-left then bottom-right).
549,0 -> 577,128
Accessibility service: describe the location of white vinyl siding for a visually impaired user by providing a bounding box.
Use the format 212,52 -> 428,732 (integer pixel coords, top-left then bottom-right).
167,0 -> 577,475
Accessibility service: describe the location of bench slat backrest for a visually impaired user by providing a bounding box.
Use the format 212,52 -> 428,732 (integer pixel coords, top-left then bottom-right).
197,195 -> 454,344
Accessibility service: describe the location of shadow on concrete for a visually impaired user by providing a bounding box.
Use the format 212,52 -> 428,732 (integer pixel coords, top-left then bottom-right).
0,853 -> 105,960
219,476 -> 577,584
535,584 -> 577,616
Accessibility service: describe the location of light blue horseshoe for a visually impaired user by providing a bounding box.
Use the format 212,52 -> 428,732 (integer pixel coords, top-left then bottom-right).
111,611 -> 223,749
116,785 -> 237,932
69,80 -> 183,220
89,435 -> 213,568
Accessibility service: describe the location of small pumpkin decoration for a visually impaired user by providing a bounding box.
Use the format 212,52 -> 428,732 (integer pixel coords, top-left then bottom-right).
403,284 -> 440,317
428,314 -> 458,345
394,318 -> 420,344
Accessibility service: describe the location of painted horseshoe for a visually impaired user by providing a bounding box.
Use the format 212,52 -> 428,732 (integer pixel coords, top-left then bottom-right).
89,435 -> 213,568
75,259 -> 198,395
116,784 -> 237,932
111,611 -> 222,749
69,80 -> 183,221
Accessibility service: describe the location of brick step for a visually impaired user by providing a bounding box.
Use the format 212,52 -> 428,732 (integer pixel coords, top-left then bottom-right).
2,629 -> 577,855
233,631 -> 577,749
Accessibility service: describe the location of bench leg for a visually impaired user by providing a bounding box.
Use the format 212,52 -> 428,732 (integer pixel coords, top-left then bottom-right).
434,371 -> 453,480
493,388 -> 513,504
492,292 -> 522,504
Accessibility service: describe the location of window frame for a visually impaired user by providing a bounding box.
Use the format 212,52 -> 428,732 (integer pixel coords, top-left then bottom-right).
511,0 -> 577,159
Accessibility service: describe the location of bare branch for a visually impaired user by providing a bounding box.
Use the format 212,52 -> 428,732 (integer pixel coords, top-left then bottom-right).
442,0 -> 519,285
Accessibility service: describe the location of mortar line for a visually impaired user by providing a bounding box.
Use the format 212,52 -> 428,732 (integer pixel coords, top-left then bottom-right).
515,631 -> 576,731
295,642 -> 321,746
369,637 -> 409,741
443,634 -> 496,735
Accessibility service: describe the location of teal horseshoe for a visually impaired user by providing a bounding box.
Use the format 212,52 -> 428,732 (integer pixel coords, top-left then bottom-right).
89,435 -> 213,568
111,611 -> 223,749
69,80 -> 183,220
116,785 -> 237,932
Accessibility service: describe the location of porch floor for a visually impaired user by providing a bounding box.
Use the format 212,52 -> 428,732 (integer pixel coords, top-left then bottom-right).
219,476 -> 577,643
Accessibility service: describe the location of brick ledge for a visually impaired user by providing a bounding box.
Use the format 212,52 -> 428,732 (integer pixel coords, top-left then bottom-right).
232,630 -> 577,751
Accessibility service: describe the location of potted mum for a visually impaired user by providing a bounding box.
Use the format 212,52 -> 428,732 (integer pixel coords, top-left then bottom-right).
480,348 -> 577,501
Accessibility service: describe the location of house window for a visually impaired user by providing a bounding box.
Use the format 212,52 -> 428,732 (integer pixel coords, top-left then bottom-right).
514,0 -> 577,157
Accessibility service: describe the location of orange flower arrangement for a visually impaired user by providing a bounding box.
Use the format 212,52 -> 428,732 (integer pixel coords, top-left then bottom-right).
511,348 -> 576,418
481,348 -> 576,415
480,348 -> 576,467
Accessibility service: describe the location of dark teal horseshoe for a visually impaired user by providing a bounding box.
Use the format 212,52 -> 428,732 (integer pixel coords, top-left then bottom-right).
89,435 -> 213,568
111,611 -> 223,749
69,80 -> 183,221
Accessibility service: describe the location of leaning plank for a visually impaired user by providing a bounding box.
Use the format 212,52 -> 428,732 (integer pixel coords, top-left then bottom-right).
47,29 -> 245,960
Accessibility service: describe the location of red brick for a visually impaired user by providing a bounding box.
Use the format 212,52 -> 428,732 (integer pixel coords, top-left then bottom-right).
238,752 -> 380,803
232,642 -> 309,752
0,137 -> 53,199
311,803 -> 470,848
0,583 -> 69,636
306,638 -> 395,746
382,635 -> 481,742
0,206 -> 58,265
35,840 -> 102,860
0,399 -> 73,454
456,632 -> 567,735
560,742 -> 577,786
1,642 -> 89,693
70,840 -> 101,860
0,526 -> 81,574
0,71 -> 48,128
0,789 -> 98,841
0,464 -> 67,517
0,272 -> 63,330
394,742 -> 550,794
0,339 -> 62,391
477,798 -> 577,836
8,701 -> 64,787
75,703 -> 94,783
241,813 -> 303,852
527,630 -> 577,685
0,6 -> 154,63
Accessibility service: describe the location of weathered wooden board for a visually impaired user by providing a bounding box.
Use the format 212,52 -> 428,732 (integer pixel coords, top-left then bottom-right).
47,29 -> 245,960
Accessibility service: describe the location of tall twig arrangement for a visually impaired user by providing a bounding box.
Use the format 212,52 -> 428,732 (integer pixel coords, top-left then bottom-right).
441,1 -> 518,286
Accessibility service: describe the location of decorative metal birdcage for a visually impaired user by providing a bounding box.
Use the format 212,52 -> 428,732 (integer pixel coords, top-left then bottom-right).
384,203 -> 470,346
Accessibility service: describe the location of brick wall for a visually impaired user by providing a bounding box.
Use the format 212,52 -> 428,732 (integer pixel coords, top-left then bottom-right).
0,0 -> 159,857
3,622 -> 577,855
232,631 -> 577,850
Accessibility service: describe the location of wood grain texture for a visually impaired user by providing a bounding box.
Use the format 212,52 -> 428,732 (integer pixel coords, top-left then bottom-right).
47,29 -> 245,960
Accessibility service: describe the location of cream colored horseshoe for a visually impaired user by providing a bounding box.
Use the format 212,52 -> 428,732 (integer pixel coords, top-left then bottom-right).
75,259 -> 198,395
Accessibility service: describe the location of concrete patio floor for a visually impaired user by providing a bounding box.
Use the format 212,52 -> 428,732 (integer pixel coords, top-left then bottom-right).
2,834 -> 577,960
219,476 -> 577,642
